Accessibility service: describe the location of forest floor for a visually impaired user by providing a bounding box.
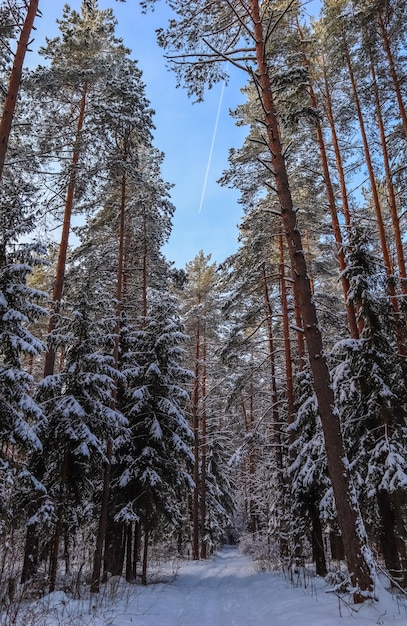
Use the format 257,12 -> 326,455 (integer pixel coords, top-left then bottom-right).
2,546 -> 407,625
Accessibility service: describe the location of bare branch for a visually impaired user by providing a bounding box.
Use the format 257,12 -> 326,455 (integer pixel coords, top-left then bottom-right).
202,37 -> 252,73
224,0 -> 255,41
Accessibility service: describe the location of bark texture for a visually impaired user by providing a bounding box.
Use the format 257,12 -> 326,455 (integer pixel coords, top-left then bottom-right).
0,0 -> 39,180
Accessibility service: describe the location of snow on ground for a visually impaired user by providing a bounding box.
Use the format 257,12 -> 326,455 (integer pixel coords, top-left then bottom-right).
3,546 -> 407,625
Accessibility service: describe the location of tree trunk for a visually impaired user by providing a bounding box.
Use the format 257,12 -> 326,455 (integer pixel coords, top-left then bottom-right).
48,449 -> 69,592
21,524 -> 39,583
377,11 -> 407,140
133,521 -> 141,581
125,525 -> 134,582
141,492 -> 150,586
330,531 -> 345,561
279,234 -> 294,431
279,236 -> 304,565
308,494 -> 327,577
292,277 -> 305,367
90,440 -> 113,592
0,0 -> 39,181
192,316 -> 200,560
43,83 -> 88,377
142,214 -> 148,319
103,516 -> 125,578
321,54 -> 364,336
262,264 -> 288,559
369,53 -> 407,296
200,335 -> 207,559
250,0 -> 374,599
376,490 -> 403,585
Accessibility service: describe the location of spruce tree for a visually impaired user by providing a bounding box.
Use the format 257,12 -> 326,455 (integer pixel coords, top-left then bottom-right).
332,227 -> 407,585
115,290 -> 193,584
31,285 -> 127,591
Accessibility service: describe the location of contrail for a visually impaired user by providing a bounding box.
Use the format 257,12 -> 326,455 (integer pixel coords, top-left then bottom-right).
198,81 -> 226,213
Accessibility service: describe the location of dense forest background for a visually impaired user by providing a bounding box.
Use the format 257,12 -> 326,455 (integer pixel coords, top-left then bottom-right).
0,0 -> 407,606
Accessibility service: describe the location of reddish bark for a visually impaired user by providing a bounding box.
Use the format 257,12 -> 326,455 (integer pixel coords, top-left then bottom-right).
44,83 -> 88,377
378,12 -> 407,141
321,56 -> 352,229
321,55 -> 364,336
0,0 -> 39,180
342,33 -> 392,272
370,54 -> 407,295
262,263 -> 282,452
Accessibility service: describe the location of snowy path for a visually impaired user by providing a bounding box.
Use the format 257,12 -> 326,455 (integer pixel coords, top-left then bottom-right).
114,546 -> 406,626
143,546 -> 273,626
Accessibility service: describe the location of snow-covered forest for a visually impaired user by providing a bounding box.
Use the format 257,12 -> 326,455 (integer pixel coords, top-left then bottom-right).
1,0 -> 407,622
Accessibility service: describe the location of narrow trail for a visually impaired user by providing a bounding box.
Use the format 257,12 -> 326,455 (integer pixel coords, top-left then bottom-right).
121,546 -> 405,626
171,547 -> 268,625
135,546 -> 275,626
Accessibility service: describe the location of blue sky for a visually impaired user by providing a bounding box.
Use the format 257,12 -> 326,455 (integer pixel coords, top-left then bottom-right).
32,1 -> 321,269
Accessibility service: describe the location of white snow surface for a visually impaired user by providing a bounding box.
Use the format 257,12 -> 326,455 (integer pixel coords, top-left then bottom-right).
7,547 -> 407,625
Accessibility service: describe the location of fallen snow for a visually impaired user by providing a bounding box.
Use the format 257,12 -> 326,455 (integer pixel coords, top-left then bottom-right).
4,547 -> 407,625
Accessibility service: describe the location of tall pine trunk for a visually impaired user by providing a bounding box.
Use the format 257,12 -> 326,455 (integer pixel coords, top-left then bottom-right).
321,55 -> 352,229
44,83 -> 88,377
0,0 -> 39,180
377,12 -> 407,140
23,79 -> 87,580
250,0 -> 373,599
369,54 -> 407,295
